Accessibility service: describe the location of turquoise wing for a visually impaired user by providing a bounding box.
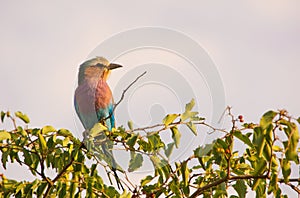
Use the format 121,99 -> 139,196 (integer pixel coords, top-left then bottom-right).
96,103 -> 115,131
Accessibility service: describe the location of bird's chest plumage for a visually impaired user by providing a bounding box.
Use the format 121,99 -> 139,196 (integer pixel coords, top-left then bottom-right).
95,80 -> 113,109
75,79 -> 112,113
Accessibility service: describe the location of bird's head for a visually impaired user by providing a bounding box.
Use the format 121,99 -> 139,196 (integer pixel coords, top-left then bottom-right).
78,57 -> 122,84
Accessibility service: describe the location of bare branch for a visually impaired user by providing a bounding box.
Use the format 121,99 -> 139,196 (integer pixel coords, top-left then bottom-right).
104,71 -> 147,122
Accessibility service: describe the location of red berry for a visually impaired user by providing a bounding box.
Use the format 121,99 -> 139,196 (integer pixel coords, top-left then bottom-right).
238,115 -> 243,120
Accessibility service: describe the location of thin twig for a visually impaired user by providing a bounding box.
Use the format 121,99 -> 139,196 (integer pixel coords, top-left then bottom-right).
127,120 -> 227,136
7,114 -> 17,130
43,143 -> 84,198
190,174 -> 268,198
104,71 -> 147,121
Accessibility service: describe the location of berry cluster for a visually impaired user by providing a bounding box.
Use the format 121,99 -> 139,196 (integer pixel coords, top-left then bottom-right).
238,115 -> 244,122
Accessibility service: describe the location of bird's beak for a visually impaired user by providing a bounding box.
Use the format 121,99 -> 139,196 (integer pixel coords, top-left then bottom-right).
107,63 -> 122,70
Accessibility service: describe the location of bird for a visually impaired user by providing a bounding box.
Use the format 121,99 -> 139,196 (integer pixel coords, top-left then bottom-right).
74,56 -> 123,189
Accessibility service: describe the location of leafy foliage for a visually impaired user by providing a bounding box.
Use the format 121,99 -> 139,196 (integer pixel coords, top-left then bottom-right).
0,101 -> 299,197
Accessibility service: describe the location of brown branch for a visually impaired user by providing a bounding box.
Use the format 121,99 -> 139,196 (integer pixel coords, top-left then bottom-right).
128,120 -> 227,135
114,71 -> 147,111
278,178 -> 300,194
190,173 -> 300,198
278,178 -> 300,183
7,113 -> 17,130
43,157 -> 74,197
43,143 -> 84,198
190,174 -> 268,198
285,182 -> 300,194
104,71 -> 147,122
26,132 -> 50,184
190,177 -> 227,198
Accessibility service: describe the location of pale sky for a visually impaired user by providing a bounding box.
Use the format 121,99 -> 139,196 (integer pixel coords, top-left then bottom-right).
1,1 -> 299,196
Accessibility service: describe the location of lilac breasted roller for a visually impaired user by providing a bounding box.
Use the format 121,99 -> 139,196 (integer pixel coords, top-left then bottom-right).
74,57 -> 123,189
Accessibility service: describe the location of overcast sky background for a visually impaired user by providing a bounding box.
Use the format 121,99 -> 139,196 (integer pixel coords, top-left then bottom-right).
1,1 -> 300,196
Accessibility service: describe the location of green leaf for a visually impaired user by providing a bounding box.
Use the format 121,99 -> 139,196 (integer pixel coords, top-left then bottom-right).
0,130 -> 11,141
235,163 -> 251,170
120,190 -> 132,198
126,134 -> 138,148
69,178 -> 78,198
253,127 -> 265,157
57,128 -> 73,137
256,179 -> 267,197
47,135 -> 56,151
283,122 -> 299,163
171,126 -> 181,148
37,182 -> 47,197
41,125 -> 56,134
263,141 -> 272,161
233,180 -> 247,198
270,158 -> 279,173
181,99 -> 197,121
183,186 -> 190,197
297,117 -> 300,124
260,110 -> 277,129
181,161 -> 189,188
38,132 -> 48,153
148,134 -> 165,151
62,137 -> 70,147
194,143 -> 213,157
23,149 -> 33,166
15,183 -> 25,195
128,153 -> 143,172
90,123 -> 107,138
268,173 -> 278,195
15,111 -> 30,123
282,159 -> 291,183
1,111 -> 5,122
138,139 -> 151,152
186,122 -> 197,135
127,120 -> 134,130
213,188 -> 227,198
233,130 -> 253,147
163,114 -> 179,126
150,155 -> 161,168
1,150 -> 9,169
216,139 -> 228,150
164,143 -> 175,158
185,98 -> 195,112
253,158 -> 267,176
272,145 -> 282,152
59,183 -> 67,197
161,160 -> 171,180
141,175 -> 153,186
105,186 -> 119,197
170,180 -> 181,197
